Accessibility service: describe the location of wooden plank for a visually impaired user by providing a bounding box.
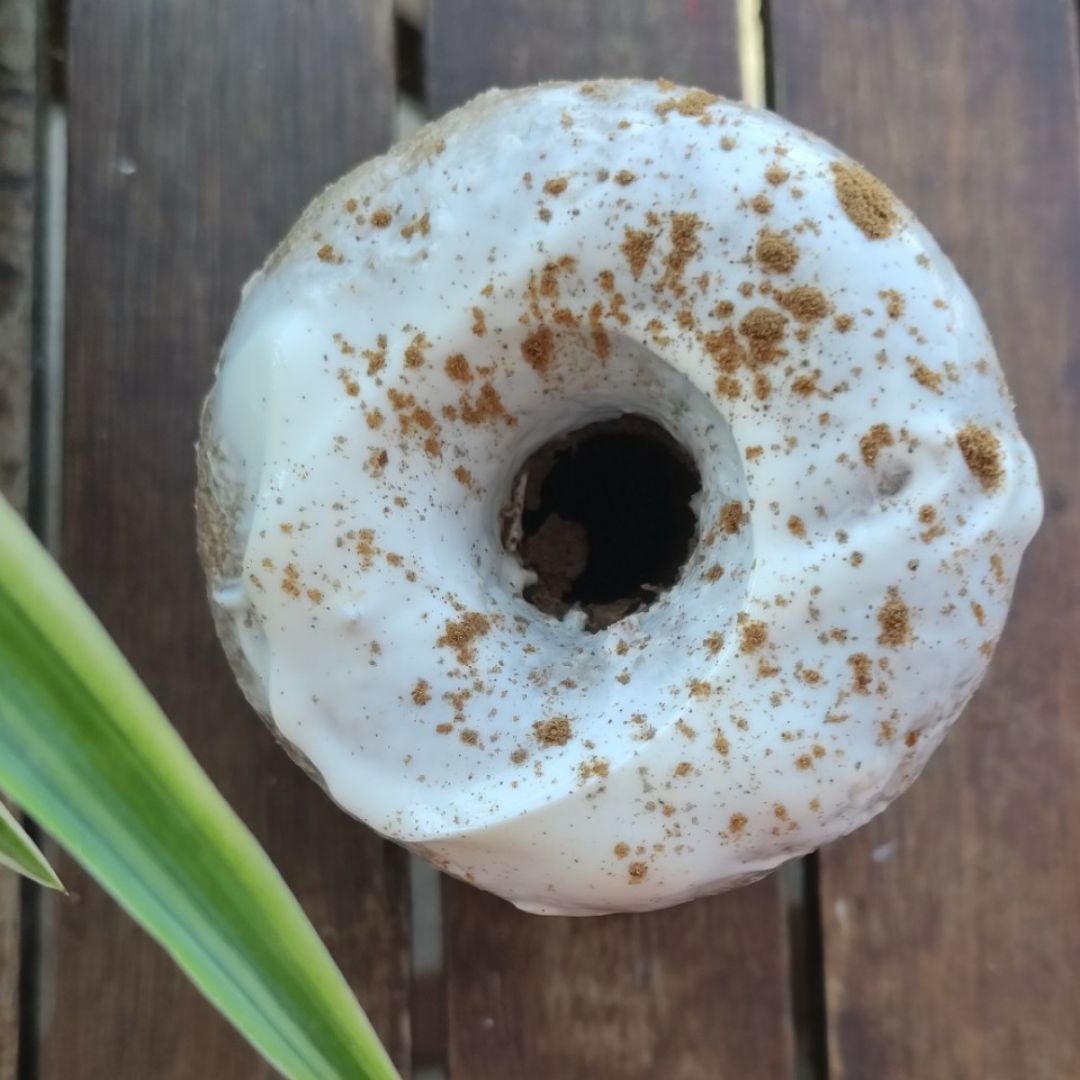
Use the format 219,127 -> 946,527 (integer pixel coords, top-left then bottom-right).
428,0 -> 743,114
0,0 -> 36,513
0,865 -> 17,1080
0,0 -> 40,1073
446,884 -> 794,1079
46,4 -> 411,1077
428,4 -> 795,1077
771,2 -> 1080,1077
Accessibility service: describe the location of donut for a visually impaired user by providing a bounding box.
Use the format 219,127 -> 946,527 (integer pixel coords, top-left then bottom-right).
197,79 -> 1042,915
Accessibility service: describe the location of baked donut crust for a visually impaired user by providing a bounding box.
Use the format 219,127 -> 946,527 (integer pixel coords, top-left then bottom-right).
197,80 -> 1042,914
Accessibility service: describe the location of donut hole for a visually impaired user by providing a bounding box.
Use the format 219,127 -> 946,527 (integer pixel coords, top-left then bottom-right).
505,415 -> 702,631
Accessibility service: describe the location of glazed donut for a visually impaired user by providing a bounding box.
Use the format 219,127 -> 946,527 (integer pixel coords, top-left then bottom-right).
197,80 -> 1042,915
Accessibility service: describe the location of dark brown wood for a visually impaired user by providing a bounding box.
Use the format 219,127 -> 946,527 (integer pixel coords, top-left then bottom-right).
0,840 -> 17,1080
0,0 -> 37,515
771,2 -> 1080,1077
49,4 -> 410,1077
428,0 -> 743,114
428,4 -> 795,1077
446,884 -> 794,1079
0,0 -> 39,1073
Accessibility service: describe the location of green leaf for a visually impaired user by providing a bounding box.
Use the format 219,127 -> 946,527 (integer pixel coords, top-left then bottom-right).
0,495 -> 399,1080
0,799 -> 63,890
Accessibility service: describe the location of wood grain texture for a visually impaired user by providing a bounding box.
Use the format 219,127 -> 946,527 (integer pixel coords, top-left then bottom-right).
0,0 -> 39,1074
428,0 -> 743,114
446,884 -> 794,1080
771,2 -> 1080,1077
49,4 -> 410,1078
0,0 -> 37,513
0,862 -> 15,1080
428,4 -> 795,1077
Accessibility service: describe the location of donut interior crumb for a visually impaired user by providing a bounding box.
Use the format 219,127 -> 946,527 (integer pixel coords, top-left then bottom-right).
504,415 -> 701,631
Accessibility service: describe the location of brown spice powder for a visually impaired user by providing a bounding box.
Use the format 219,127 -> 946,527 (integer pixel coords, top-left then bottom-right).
756,229 -> 799,274
877,587 -> 911,646
521,325 -> 555,375
740,621 -> 768,653
460,382 -> 514,427
437,612 -> 491,665
990,553 -> 1006,585
790,372 -> 821,397
830,161 -> 898,239
588,302 -> 611,360
662,213 -> 703,291
400,212 -> 430,240
404,332 -> 429,369
848,652 -> 873,693
859,423 -> 894,467
777,286 -> 829,322
281,563 -> 301,598
880,289 -> 905,319
740,307 -> 788,364
703,327 -> 747,373
956,423 -> 1004,492
719,499 -> 749,535
534,716 -> 573,747
907,356 -> 943,393
444,353 -> 472,383
655,88 -> 717,119
621,227 -> 656,278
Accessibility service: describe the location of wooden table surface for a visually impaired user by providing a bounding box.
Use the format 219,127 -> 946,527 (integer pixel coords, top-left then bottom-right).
1,1 -> 1077,1077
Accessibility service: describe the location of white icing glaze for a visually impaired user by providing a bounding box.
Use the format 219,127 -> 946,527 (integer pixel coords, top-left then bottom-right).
199,80 -> 1042,914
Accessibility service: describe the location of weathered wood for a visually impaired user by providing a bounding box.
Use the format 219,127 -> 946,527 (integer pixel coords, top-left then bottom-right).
771,2 -> 1080,1077
428,4 -> 795,1077
446,884 -> 794,1079
428,0 -> 743,114
49,4 -> 410,1077
0,0 -> 39,1073
0,0 -> 36,515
